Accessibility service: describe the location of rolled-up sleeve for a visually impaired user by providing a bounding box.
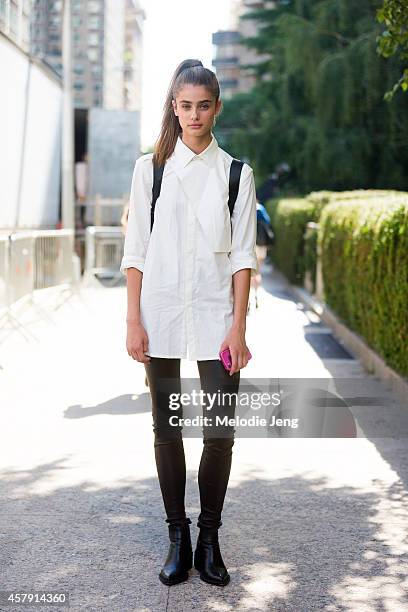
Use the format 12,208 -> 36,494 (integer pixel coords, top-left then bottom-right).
229,163 -> 258,276
120,155 -> 152,275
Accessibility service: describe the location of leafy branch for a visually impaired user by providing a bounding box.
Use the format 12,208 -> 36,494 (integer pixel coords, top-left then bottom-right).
376,0 -> 408,99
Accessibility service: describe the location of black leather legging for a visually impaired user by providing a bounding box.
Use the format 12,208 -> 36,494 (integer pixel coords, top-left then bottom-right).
144,357 -> 240,530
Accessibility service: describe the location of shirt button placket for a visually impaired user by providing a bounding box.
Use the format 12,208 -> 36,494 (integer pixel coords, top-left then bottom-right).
184,170 -> 196,360
180,193 -> 188,358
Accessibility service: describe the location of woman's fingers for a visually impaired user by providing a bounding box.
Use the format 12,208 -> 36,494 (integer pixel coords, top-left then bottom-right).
142,336 -> 151,363
229,347 -> 237,375
230,347 -> 249,375
230,348 -> 242,375
136,345 -> 151,363
134,346 -> 144,362
129,342 -> 146,363
127,329 -> 151,363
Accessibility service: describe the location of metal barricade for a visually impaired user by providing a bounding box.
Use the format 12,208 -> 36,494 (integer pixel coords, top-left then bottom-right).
0,229 -> 77,337
303,221 -> 324,301
0,234 -> 10,312
8,232 -> 35,305
84,226 -> 125,286
32,229 -> 75,289
87,195 -> 128,227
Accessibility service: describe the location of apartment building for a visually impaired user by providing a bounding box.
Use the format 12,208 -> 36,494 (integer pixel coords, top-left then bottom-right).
212,0 -> 275,98
30,0 -> 144,110
0,0 -> 32,52
124,0 -> 144,111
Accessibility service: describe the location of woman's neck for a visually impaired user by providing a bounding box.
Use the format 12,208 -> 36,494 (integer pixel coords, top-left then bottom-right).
180,131 -> 212,155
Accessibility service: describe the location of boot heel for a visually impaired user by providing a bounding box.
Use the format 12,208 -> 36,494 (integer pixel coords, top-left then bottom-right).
193,548 -> 203,572
184,549 -> 193,570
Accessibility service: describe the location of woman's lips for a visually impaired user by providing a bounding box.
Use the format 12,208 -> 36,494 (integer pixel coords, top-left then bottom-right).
189,125 -> 202,128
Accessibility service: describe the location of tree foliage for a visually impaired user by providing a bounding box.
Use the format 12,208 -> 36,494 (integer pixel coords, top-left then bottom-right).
216,0 -> 408,194
376,0 -> 408,99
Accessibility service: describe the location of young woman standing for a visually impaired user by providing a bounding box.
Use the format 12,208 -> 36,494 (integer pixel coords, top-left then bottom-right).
121,59 -> 257,587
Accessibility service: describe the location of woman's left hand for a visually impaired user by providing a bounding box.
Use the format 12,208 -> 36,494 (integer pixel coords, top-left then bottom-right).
220,325 -> 250,376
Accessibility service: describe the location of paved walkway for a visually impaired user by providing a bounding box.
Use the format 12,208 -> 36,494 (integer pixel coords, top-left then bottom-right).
1,263 -> 407,611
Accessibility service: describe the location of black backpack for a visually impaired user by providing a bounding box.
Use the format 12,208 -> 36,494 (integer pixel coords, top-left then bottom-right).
150,159 -> 244,233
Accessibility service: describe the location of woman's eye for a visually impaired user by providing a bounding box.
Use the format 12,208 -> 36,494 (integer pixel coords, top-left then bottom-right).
182,105 -> 210,110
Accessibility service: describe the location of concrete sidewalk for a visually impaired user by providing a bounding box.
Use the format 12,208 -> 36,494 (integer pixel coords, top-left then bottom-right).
1,265 -> 408,611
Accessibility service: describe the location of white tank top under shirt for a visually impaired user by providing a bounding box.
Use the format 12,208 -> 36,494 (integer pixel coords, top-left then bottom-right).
120,132 -> 257,361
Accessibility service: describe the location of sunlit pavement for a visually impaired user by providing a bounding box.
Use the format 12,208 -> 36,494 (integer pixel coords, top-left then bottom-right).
1,264 -> 408,611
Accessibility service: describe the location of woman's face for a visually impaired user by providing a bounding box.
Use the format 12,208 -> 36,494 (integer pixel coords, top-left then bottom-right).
172,85 -> 221,136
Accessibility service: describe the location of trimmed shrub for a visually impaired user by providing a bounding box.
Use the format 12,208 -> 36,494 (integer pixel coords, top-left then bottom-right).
319,195 -> 408,376
266,190 -> 407,290
265,198 -> 316,284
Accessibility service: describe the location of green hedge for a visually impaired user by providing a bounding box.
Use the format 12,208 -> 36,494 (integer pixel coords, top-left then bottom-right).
265,198 -> 318,284
266,190 -> 404,289
264,190 -> 408,376
305,191 -> 406,292
320,195 -> 408,376
307,189 -> 401,206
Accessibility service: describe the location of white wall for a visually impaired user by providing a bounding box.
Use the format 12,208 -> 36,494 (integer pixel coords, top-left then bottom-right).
0,35 -> 63,229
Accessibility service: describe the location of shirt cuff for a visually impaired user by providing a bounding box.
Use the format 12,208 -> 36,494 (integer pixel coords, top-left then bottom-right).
230,254 -> 258,276
120,257 -> 145,275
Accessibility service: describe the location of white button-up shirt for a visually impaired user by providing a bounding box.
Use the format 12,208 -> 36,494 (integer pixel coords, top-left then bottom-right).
120,132 -> 257,360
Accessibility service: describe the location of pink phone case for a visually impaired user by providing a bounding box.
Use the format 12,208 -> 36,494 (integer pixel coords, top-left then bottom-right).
219,347 -> 252,371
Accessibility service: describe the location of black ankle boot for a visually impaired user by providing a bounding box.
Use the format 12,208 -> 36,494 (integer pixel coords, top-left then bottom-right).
159,519 -> 193,586
194,527 -> 230,586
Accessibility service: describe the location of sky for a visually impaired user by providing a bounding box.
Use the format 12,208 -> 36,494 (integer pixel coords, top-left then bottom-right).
140,0 -> 237,151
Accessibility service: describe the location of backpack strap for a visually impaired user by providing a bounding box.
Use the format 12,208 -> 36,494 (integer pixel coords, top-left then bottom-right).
151,161 -> 165,233
228,159 -> 244,218
150,157 -> 245,233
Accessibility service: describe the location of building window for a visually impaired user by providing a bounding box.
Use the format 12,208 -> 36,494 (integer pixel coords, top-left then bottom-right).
87,15 -> 101,29
87,48 -> 99,62
74,82 -> 85,90
88,1 -> 101,14
219,79 -> 239,89
49,15 -> 61,26
74,64 -> 84,75
9,0 -> 18,36
88,32 -> 99,46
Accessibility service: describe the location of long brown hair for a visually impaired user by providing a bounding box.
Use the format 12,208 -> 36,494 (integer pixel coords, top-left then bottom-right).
153,59 -> 220,168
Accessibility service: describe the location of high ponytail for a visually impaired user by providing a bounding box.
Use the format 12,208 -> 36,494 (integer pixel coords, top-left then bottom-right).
152,59 -> 220,168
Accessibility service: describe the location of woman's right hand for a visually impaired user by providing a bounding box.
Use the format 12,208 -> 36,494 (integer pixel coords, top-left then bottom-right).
126,322 -> 151,363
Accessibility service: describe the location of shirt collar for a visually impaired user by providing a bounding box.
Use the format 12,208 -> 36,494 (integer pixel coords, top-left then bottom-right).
172,132 -> 218,169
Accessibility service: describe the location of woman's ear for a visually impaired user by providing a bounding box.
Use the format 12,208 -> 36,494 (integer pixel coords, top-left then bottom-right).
172,98 -> 178,117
